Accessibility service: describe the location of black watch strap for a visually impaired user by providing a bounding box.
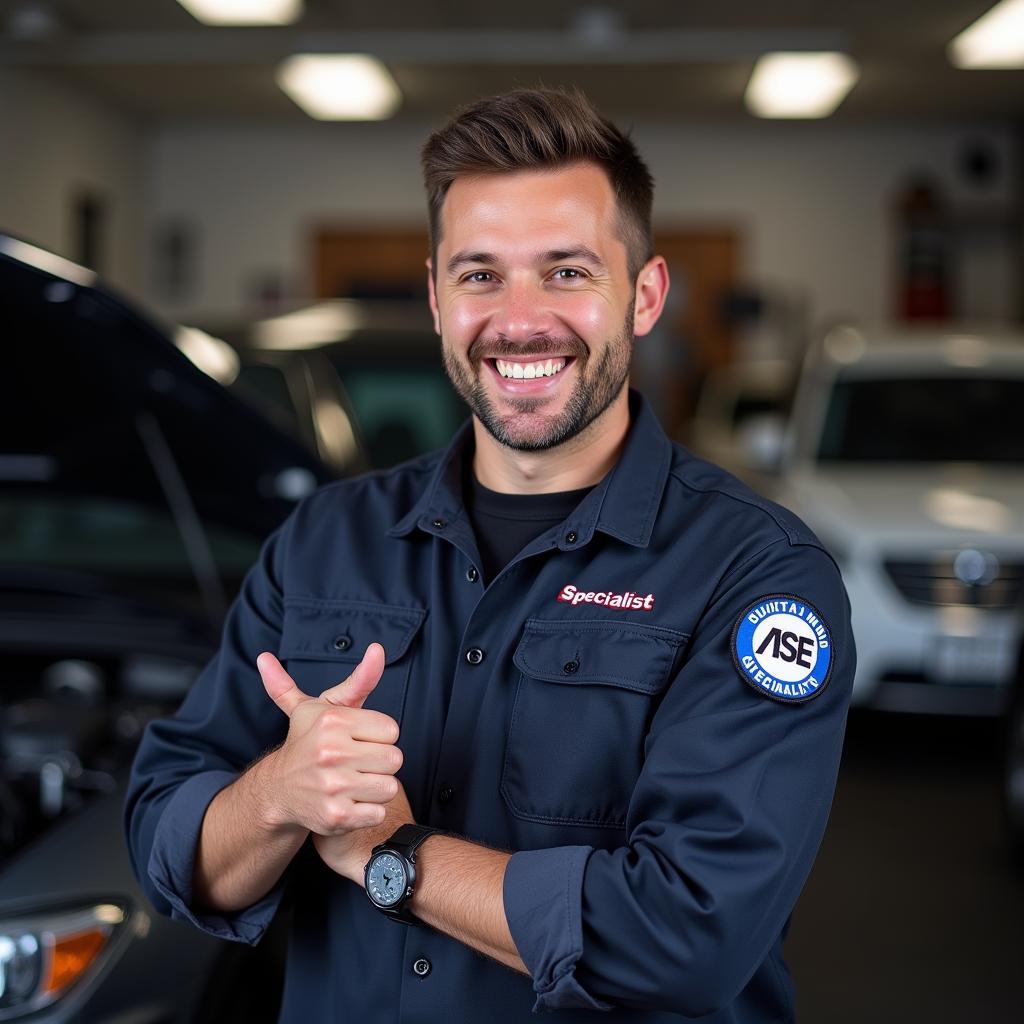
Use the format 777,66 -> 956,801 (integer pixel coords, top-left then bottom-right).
386,823 -> 442,859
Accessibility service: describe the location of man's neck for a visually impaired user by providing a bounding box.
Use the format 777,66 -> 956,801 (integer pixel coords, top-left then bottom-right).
471,388 -> 630,495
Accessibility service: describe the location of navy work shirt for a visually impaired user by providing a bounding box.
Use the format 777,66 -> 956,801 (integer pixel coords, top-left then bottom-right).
124,391 -> 854,1022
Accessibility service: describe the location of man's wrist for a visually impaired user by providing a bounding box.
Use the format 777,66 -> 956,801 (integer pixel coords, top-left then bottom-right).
343,821 -> 400,883
245,747 -> 296,835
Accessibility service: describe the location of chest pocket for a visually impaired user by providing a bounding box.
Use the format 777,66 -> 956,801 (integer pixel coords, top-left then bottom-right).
279,598 -> 426,727
501,618 -> 688,829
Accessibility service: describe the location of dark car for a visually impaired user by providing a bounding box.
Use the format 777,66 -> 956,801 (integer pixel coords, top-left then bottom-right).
0,235 -> 337,1022
1004,626 -> 1024,862
192,300 -> 468,474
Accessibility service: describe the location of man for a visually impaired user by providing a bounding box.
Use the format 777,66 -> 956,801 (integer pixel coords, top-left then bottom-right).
125,88 -> 853,1022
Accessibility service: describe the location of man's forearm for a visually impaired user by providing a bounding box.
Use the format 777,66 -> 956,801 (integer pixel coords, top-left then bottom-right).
192,750 -> 308,913
409,835 -> 529,976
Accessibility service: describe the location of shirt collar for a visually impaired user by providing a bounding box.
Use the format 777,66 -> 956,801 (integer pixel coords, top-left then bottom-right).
388,389 -> 672,550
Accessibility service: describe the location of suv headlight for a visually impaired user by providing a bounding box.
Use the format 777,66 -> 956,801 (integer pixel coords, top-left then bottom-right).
0,902 -> 129,1019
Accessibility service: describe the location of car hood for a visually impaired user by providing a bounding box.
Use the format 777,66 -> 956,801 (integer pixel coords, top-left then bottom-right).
782,464 -> 1024,549
0,235 -> 335,539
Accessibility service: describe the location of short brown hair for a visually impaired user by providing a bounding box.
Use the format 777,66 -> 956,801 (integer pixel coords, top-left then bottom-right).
420,87 -> 654,282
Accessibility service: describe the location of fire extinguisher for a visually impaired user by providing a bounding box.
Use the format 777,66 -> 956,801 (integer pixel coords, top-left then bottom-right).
896,179 -> 951,321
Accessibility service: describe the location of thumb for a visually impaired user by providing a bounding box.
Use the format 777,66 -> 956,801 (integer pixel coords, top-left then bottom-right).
257,652 -> 315,718
320,643 -> 386,709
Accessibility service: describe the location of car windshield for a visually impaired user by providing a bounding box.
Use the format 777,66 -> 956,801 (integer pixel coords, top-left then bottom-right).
818,375 -> 1024,462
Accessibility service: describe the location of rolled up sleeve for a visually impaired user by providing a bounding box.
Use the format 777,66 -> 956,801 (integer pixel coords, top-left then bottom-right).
123,514 -> 296,944
503,845 -> 608,1012
507,539 -> 854,1016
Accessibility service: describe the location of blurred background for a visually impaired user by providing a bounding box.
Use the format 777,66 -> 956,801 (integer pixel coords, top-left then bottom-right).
1,2 -> 1023,1022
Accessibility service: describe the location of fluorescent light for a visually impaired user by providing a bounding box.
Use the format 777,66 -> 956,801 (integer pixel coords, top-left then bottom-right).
176,0 -> 302,26
276,54 -> 401,120
745,52 -> 859,118
949,0 -> 1024,68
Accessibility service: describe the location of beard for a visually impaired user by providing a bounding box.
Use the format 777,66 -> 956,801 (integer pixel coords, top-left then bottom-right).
441,307 -> 634,452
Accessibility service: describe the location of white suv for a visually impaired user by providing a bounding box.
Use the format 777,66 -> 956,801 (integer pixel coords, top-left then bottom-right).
772,326 -> 1024,716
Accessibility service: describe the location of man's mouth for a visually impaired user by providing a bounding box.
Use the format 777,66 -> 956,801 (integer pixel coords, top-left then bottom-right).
489,357 -> 573,381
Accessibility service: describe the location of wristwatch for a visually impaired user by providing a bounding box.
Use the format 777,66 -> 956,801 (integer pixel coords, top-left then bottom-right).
363,824 -> 443,923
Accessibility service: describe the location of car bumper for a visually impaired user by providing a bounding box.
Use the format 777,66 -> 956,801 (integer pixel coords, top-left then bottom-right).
841,559 -> 1020,716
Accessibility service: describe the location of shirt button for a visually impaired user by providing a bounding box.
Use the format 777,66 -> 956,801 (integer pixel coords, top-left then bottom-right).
565,530 -> 578,544
465,647 -> 484,665
412,957 -> 431,977
438,784 -> 454,805
333,634 -> 352,652
563,659 -> 580,674
466,565 -> 479,583
432,518 -> 447,529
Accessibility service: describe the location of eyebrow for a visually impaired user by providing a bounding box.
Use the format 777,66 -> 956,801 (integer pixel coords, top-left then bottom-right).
446,246 -> 608,277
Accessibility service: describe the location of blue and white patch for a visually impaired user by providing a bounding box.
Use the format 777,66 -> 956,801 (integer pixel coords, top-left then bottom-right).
731,594 -> 834,704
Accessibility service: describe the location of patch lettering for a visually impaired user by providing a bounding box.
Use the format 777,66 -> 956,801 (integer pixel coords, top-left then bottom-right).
731,594 -> 834,704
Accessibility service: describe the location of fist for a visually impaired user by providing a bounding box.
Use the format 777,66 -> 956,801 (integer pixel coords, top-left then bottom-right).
312,778 -> 415,883
255,644 -> 404,836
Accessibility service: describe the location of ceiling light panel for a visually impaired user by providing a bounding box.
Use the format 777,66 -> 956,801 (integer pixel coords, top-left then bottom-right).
949,0 -> 1024,69
745,52 -> 859,119
276,55 -> 401,120
176,0 -> 302,26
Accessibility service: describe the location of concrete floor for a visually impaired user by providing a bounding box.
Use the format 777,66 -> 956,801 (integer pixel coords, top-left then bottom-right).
787,709 -> 1024,1023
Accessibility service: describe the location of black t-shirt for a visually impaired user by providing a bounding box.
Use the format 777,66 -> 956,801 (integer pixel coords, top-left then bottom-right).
463,465 -> 593,584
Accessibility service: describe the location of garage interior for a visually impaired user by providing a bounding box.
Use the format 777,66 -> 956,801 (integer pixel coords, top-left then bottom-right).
1,2 -> 1023,1022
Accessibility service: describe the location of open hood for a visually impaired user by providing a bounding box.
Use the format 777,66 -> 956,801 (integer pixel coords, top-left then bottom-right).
1,236 -> 334,536
0,236 -> 338,620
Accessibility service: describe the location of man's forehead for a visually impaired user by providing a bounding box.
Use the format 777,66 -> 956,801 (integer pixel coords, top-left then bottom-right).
437,162 -> 622,261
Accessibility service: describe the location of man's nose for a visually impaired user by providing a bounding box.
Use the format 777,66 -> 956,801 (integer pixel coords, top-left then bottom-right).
488,275 -> 558,343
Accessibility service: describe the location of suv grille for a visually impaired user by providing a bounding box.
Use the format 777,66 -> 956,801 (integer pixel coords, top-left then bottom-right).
884,556 -> 1024,609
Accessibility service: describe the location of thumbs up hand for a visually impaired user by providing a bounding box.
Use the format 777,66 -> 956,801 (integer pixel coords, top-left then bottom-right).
254,644 -> 406,838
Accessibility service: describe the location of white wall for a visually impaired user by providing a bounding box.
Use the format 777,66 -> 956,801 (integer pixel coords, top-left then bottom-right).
148,116 -> 1019,328
637,120 -> 1018,327
0,67 -> 147,300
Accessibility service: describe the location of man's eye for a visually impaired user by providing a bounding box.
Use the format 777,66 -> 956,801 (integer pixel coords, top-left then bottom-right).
465,271 -> 493,283
553,268 -> 585,281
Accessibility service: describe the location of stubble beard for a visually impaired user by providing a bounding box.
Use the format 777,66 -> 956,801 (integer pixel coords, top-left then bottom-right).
441,308 -> 634,453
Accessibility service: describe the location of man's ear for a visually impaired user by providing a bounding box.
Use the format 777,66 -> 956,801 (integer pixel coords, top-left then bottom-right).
426,257 -> 441,335
632,256 -> 670,338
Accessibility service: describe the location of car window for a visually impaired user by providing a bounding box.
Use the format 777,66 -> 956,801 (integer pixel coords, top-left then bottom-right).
818,376 -> 1024,462
339,369 -> 465,467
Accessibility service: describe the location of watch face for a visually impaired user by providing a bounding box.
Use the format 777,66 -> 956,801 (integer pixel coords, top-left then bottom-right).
367,852 -> 408,907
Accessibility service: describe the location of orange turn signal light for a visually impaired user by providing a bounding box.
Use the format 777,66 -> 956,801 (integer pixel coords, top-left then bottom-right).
42,928 -> 107,994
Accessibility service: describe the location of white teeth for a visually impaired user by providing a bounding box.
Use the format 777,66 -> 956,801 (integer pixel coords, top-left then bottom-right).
495,358 -> 568,380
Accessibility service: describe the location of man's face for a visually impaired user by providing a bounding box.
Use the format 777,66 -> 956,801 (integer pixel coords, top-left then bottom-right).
428,161 -> 638,452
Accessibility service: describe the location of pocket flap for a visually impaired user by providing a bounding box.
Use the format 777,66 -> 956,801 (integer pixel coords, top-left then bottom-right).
513,618 -> 688,694
281,598 -> 426,665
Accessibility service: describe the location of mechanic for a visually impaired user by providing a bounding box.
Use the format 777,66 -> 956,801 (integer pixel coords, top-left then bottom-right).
125,87 -> 854,1023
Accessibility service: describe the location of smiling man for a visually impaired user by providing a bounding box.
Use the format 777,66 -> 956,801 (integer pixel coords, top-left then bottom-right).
126,89 -> 854,1023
